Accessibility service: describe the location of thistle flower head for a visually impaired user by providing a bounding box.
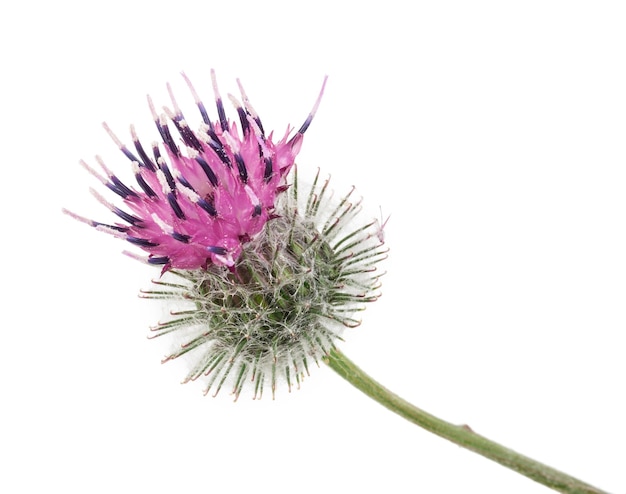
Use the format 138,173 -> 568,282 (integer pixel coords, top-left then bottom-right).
142,169 -> 388,399
64,70 -> 326,270
65,72 -> 387,399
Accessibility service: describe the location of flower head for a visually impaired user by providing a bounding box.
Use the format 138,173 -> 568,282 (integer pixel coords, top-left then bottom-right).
64,70 -> 326,270
65,72 -> 387,399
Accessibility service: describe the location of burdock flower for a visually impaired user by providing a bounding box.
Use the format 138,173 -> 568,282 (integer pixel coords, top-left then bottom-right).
65,72 -> 610,494
65,71 -> 387,398
64,70 -> 325,270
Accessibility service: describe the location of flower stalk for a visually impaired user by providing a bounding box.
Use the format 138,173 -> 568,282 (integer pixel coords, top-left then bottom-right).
325,347 -> 609,494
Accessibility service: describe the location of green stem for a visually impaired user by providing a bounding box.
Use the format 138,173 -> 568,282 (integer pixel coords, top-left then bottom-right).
324,347 -> 609,494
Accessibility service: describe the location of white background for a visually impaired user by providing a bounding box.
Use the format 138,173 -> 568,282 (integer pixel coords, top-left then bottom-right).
1,1 -> 625,493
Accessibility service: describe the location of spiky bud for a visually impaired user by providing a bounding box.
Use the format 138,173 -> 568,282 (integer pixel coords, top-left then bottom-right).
142,169 -> 387,399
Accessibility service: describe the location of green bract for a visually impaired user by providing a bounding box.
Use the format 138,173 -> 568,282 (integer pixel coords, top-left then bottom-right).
142,169 -> 387,399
